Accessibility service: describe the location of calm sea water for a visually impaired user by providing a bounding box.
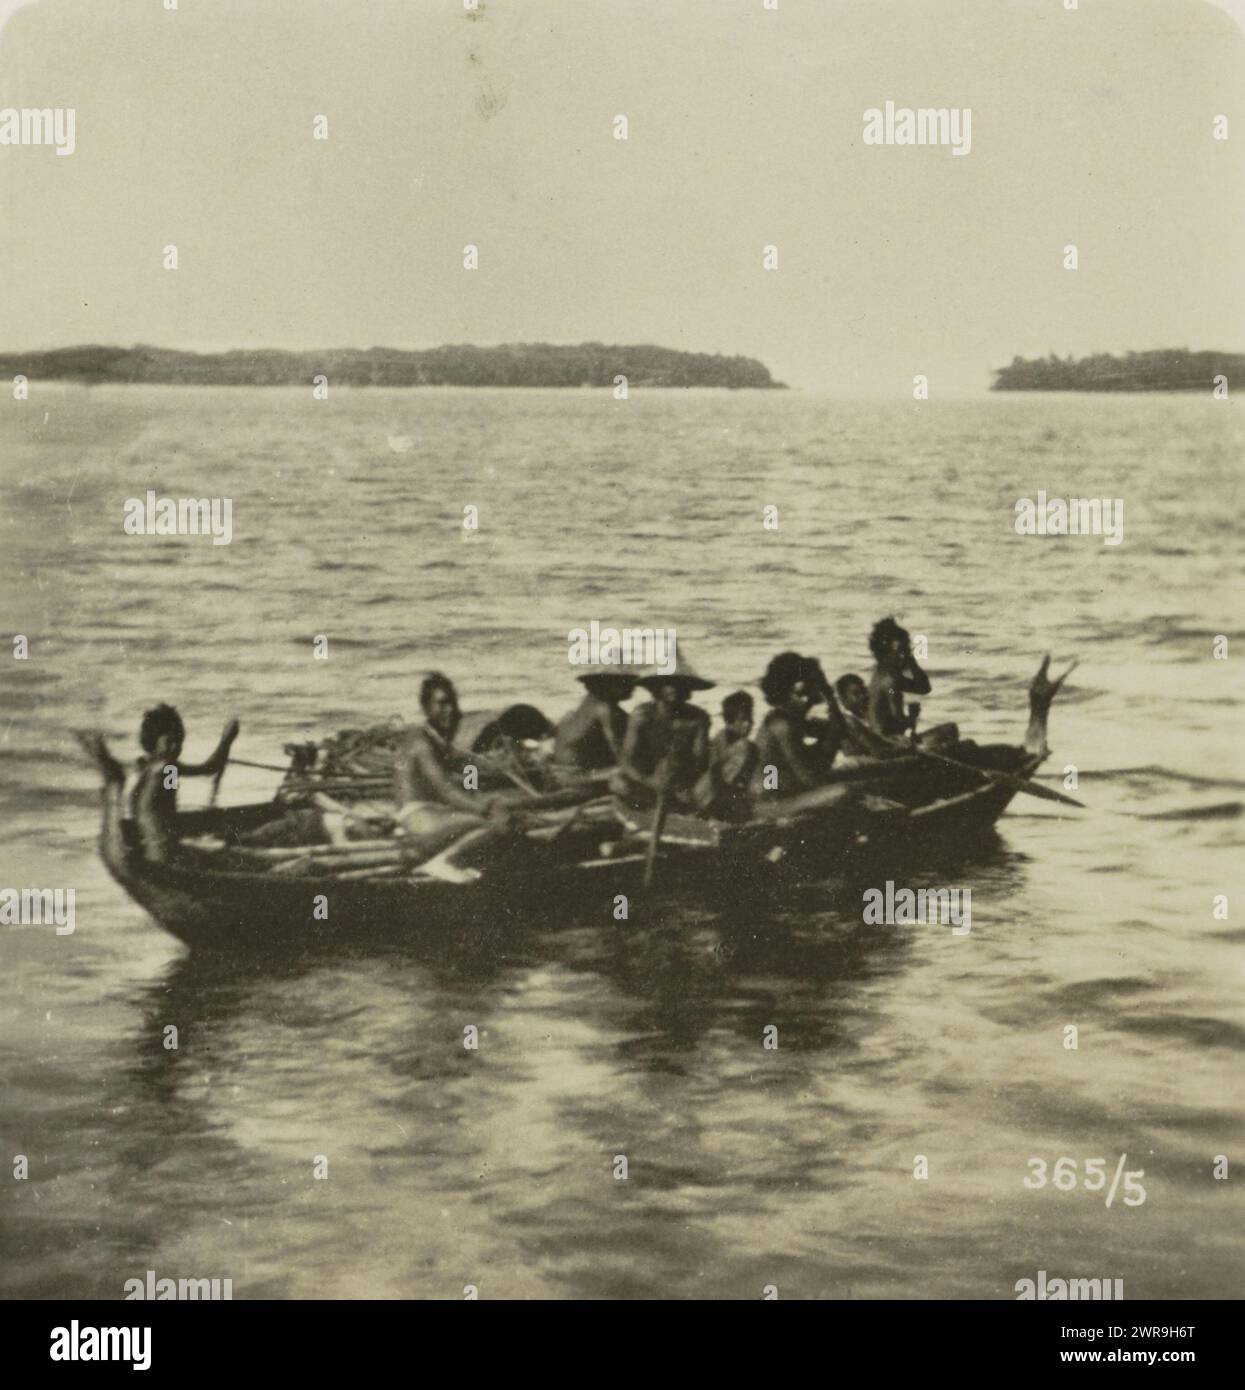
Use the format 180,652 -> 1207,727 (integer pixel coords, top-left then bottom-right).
1,386 -> 1242,1299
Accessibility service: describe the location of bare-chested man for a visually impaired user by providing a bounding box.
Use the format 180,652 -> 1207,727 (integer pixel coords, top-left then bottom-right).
552,671 -> 636,772
867,617 -> 932,737
750,652 -> 856,817
609,660 -> 713,810
393,672 -> 518,881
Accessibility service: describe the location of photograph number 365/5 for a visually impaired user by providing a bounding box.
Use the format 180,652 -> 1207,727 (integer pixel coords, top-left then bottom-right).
1,0 -> 1242,1325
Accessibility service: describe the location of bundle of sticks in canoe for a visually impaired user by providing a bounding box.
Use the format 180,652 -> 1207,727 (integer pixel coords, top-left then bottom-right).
276,712 -> 561,805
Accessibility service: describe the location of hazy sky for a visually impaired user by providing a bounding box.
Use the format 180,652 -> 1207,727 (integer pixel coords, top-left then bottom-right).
1,0 -> 1241,392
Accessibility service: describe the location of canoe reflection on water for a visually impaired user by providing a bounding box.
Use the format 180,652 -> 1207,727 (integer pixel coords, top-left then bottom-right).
123,830 -> 1032,1075
79,768 -> 1039,1297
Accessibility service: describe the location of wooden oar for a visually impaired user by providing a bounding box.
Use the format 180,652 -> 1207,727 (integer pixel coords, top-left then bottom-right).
643,761 -> 674,889
205,719 -> 241,807
524,796 -> 615,842
208,758 -> 228,808
230,756 -> 303,774
642,789 -> 670,888
908,745 -> 1085,809
473,748 -> 539,797
509,785 -> 614,814
817,666 -> 1083,809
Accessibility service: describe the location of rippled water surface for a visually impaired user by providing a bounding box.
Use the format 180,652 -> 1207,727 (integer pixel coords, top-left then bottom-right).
1,387 -> 1242,1299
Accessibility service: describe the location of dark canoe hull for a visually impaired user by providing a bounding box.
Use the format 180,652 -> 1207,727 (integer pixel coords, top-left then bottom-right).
101,839 -> 548,951
95,759 -> 1042,951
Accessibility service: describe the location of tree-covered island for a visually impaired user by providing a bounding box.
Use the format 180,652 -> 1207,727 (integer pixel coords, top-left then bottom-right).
0,343 -> 785,389
992,349 -> 1243,392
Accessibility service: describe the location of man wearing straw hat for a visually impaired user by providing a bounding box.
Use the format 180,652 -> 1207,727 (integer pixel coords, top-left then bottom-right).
552,668 -> 639,774
609,654 -> 714,812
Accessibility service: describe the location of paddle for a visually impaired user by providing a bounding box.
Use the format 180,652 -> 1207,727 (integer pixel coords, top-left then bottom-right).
910,745 -> 1086,809
820,671 -> 1086,810
643,759 -> 675,889
207,719 -> 240,808
848,719 -> 1084,808
472,747 -> 540,797
207,760 -> 227,808
229,755 -> 302,774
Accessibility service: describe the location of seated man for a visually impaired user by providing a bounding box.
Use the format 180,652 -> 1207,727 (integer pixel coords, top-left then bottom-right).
750,652 -> 857,819
867,617 -> 932,737
130,704 -> 239,862
552,671 -> 636,772
694,689 -> 759,820
834,673 -> 908,758
609,658 -> 714,811
393,672 -> 518,882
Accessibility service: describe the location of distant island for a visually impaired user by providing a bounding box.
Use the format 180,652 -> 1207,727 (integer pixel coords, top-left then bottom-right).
992,349 -> 1243,392
0,343 -> 785,389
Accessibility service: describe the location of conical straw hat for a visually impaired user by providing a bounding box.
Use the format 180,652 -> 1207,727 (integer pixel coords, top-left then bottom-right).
635,649 -> 715,692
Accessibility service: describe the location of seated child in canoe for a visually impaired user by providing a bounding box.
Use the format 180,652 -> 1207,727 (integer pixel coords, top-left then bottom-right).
693,689 -> 758,821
